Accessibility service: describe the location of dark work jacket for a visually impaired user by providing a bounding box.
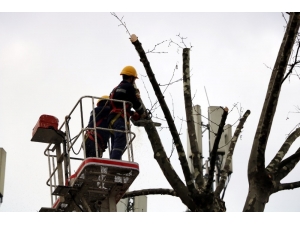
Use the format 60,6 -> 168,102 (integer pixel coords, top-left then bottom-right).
87,100 -> 111,149
108,80 -> 144,121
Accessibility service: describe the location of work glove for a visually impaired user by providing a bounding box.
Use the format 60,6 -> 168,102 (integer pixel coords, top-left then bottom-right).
135,88 -> 140,99
140,111 -> 148,119
132,112 -> 140,121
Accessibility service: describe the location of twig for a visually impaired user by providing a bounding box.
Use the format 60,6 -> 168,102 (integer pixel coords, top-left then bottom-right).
110,12 -> 131,36
146,40 -> 169,54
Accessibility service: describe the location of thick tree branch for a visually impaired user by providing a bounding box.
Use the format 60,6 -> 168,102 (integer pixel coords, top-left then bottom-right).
276,147 -> 300,180
130,34 -> 197,208
183,48 -> 204,189
134,93 -> 196,210
266,127 -> 300,173
215,110 -> 251,197
206,107 -> 228,193
248,12 -> 300,175
122,188 -> 178,199
276,181 -> 300,192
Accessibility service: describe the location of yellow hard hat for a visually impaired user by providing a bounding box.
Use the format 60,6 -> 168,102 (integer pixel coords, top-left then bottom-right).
120,66 -> 138,79
97,95 -> 109,105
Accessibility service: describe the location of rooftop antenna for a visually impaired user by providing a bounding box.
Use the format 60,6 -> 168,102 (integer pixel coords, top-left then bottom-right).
204,86 -> 210,107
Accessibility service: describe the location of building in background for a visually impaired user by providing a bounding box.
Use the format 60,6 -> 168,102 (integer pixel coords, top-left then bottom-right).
0,148 -> 7,204
117,195 -> 147,212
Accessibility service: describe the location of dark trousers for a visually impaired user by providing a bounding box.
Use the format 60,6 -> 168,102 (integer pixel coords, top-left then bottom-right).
110,117 -> 127,160
85,138 -> 105,158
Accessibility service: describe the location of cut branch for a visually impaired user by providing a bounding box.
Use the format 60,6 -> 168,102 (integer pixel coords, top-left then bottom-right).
183,48 -> 204,189
215,109 -> 251,197
130,34 -> 197,208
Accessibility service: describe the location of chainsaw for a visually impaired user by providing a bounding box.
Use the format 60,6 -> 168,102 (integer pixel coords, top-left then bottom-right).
130,109 -> 161,127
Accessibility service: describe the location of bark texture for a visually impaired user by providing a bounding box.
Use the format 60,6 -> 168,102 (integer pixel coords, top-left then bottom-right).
183,48 -> 204,188
131,37 -> 196,197
206,108 -> 228,192
215,110 -> 251,197
122,188 -> 178,199
244,12 -> 300,212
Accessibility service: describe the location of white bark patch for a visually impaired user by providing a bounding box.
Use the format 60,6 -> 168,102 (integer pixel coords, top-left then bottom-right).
283,166 -> 288,170
248,198 -> 254,205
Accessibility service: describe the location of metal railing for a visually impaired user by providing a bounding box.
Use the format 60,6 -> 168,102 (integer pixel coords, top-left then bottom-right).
43,96 -> 136,206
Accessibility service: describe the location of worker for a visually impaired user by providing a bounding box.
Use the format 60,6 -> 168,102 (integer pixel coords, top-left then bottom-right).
108,65 -> 147,160
85,95 -> 111,158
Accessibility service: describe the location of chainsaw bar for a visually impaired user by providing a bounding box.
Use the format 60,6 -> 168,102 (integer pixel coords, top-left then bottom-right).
131,118 -> 161,127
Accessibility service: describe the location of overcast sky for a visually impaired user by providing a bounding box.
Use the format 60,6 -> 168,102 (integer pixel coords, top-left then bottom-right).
1,9 -> 300,215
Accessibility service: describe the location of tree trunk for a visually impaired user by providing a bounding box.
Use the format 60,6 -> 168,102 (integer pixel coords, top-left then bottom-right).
244,12 -> 300,212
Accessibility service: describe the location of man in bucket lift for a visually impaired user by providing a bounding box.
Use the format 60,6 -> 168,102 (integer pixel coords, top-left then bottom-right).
85,95 -> 111,158
108,66 -> 147,160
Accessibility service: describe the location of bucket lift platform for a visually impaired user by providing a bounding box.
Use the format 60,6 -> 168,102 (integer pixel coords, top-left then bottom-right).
33,96 -> 141,212
40,158 -> 139,212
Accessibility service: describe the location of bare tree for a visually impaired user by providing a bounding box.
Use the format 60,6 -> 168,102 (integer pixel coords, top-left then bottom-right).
243,12 -> 300,212
122,31 -> 250,211
112,12 -> 300,212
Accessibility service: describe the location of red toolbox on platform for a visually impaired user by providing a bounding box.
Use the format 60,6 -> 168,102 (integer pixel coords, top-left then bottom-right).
31,115 -> 63,144
32,115 -> 59,136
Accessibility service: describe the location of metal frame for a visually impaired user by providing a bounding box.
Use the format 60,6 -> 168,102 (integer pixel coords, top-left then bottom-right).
42,96 -> 137,207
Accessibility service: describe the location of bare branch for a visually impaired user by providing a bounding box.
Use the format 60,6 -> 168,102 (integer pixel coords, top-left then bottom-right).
263,63 -> 273,70
139,74 -> 153,109
276,147 -> 300,180
281,41 -> 300,84
183,48 -> 204,188
276,181 -> 300,192
168,33 -> 192,50
248,12 -> 300,175
266,127 -> 300,173
122,188 -> 178,199
130,35 -> 197,206
146,40 -> 169,54
110,12 -> 131,36
206,107 -> 229,192
151,63 -> 179,113
215,110 -> 251,197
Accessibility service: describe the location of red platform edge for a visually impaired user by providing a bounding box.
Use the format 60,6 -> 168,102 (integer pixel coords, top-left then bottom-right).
52,158 -> 139,209
69,158 -> 139,181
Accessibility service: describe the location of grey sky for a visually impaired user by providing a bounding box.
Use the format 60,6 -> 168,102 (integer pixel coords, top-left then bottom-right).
1,12 -> 300,213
